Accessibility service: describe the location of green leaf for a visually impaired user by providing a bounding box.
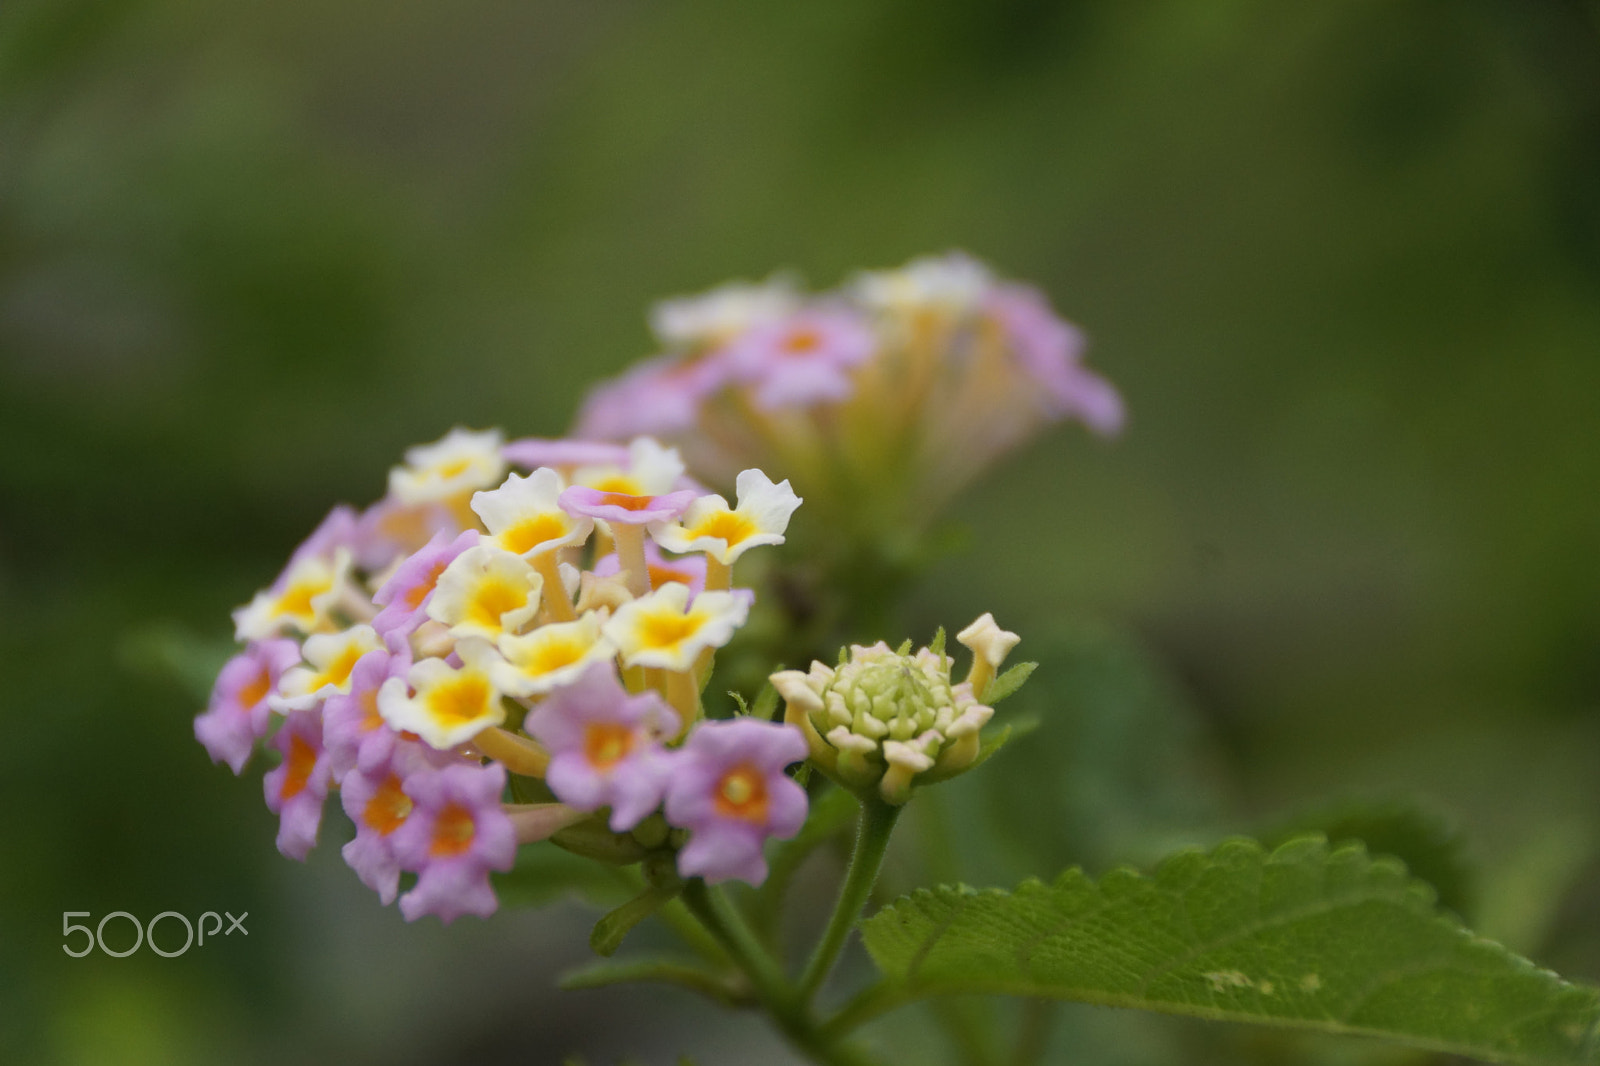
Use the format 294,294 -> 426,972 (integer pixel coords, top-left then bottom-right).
591,881 -> 683,957
859,836 -> 1600,1065
1260,797 -> 1476,919
116,622 -> 235,704
982,660 -> 1036,705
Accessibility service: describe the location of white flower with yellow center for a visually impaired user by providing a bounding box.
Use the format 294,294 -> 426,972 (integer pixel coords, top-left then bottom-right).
651,468 -> 801,568
426,545 -> 543,641
388,427 -> 506,506
472,468 -> 592,558
851,252 -> 993,317
603,582 -> 751,672
232,549 -> 353,641
491,613 -> 617,698
649,275 -> 799,349
271,624 -> 384,712
573,437 -> 686,498
377,639 -> 505,750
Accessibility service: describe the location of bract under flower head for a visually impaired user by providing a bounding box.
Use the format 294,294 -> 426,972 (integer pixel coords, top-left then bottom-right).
473,468 -> 593,558
603,583 -> 752,671
195,639 -> 301,774
377,640 -> 506,750
491,613 -> 616,698
650,468 -> 801,566
525,662 -> 679,832
425,545 -> 543,641
232,548 -> 353,641
663,717 -> 808,886
388,427 -> 506,506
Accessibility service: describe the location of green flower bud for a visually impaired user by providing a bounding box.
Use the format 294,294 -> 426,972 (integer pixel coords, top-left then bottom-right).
772,619 -> 1015,805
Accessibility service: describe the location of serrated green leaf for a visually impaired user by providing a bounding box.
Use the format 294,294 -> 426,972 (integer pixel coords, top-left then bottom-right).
1261,797 -> 1476,919
983,661 -> 1036,705
859,836 -> 1600,1065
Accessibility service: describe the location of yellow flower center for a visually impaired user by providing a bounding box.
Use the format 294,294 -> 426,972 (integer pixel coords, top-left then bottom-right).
525,637 -> 588,676
426,675 -> 492,727
467,578 -> 527,631
637,608 -> 704,653
500,513 -> 570,555
316,644 -> 365,691
276,578 -> 329,622
434,458 -> 472,480
687,510 -> 758,548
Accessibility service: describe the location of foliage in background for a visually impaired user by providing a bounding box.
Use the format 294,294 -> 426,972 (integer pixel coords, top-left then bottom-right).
3,1 -> 1600,1063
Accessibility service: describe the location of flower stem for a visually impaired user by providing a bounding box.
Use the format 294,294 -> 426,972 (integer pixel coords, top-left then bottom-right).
799,795 -> 901,999
680,880 -> 882,1066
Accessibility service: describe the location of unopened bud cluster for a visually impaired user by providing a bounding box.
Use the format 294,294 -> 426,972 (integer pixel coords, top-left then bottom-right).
772,614 -> 1018,804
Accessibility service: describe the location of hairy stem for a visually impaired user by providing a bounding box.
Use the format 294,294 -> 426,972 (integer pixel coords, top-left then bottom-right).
799,795 -> 901,998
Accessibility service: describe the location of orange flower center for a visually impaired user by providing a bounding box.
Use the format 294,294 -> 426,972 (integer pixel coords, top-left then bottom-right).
430,803 -> 477,858
363,774 -> 412,836
281,735 -> 318,801
238,667 -> 272,709
782,327 -> 822,354
403,560 -> 451,610
584,723 -> 635,770
714,765 -> 768,822
359,688 -> 383,732
598,492 -> 655,512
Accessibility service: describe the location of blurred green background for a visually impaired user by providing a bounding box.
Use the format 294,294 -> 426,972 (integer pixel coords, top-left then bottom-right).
4,1 -> 1600,1063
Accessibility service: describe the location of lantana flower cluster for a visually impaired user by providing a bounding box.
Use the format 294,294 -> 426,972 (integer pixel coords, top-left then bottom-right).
197,430 -> 810,922
575,252 -> 1123,529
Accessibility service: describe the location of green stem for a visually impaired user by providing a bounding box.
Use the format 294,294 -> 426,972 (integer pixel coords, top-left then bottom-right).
681,880 -> 882,1066
799,796 -> 901,999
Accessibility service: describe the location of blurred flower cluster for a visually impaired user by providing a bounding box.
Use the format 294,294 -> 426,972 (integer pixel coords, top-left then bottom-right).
577,252 -> 1122,538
